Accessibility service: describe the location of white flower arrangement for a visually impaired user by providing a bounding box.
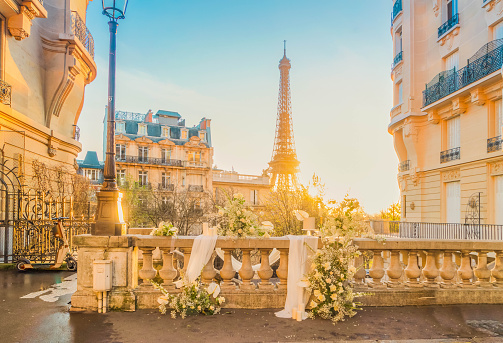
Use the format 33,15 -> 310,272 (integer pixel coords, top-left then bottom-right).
151,278 -> 224,318
150,222 -> 178,237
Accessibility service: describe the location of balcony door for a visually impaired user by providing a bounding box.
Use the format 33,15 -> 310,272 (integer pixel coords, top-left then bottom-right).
496,176 -> 503,225
446,181 -> 460,223
447,116 -> 460,150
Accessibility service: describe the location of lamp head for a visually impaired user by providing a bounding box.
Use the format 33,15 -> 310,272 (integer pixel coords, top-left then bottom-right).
102,0 -> 128,20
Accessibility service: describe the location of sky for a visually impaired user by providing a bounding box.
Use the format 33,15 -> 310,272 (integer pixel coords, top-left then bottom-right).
78,0 -> 398,214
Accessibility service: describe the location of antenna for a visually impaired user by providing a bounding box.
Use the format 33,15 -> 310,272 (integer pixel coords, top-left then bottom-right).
283,40 -> 286,56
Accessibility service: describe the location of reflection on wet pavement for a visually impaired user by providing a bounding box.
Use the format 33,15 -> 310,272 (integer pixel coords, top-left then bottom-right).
21,273 -> 77,302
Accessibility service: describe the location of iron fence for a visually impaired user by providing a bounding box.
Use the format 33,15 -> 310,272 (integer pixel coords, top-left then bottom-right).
188,185 -> 204,192
158,183 -> 175,191
71,11 -> 95,58
392,51 -> 403,70
440,147 -> 460,163
423,39 -> 503,106
438,13 -> 459,38
391,0 -> 402,23
0,79 -> 12,106
370,220 -> 503,240
487,136 -> 502,153
116,155 -> 183,167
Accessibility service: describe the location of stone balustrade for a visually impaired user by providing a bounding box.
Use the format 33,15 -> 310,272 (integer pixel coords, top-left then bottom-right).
70,235 -> 503,312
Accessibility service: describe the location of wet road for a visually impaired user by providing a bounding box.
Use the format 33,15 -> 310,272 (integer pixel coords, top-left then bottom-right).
2,269 -> 503,343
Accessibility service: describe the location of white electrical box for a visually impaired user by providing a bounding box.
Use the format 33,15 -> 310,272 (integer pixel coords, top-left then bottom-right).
93,260 -> 112,291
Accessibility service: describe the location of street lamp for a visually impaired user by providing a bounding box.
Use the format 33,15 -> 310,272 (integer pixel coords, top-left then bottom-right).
91,0 -> 129,236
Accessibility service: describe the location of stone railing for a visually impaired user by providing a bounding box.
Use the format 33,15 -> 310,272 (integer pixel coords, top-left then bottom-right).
70,236 -> 503,312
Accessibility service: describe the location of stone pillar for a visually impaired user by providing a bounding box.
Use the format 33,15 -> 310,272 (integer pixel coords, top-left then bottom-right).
405,250 -> 422,287
492,251 -> 503,287
386,250 -> 403,287
220,249 -> 236,290
368,250 -> 386,288
201,252 -> 217,285
439,251 -> 456,288
182,247 -> 192,274
276,248 -> 289,290
258,249 -> 274,289
474,251 -> 492,287
239,249 -> 255,290
159,248 -> 177,290
458,250 -> 474,287
422,250 -> 440,288
353,255 -> 367,286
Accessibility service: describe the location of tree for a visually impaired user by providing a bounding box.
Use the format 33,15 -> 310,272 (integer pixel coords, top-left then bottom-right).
379,202 -> 401,221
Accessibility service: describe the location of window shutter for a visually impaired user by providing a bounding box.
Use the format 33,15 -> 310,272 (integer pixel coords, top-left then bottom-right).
447,117 -> 460,149
446,182 -> 461,223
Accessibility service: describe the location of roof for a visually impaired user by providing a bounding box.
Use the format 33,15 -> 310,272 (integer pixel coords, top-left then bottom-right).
78,151 -> 104,169
156,110 -> 181,118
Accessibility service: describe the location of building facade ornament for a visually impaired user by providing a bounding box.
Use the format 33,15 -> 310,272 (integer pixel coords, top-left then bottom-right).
439,27 -> 460,49
428,111 -> 440,124
403,118 -> 419,142
491,161 -> 503,176
442,169 -> 461,182
432,0 -> 440,17
452,97 -> 467,115
470,89 -> 486,106
411,169 -> 420,186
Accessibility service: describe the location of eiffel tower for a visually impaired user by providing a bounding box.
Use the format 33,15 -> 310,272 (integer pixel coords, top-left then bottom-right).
268,41 -> 300,190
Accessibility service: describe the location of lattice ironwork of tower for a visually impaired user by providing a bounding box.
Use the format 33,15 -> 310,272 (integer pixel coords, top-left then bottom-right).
268,42 -> 300,190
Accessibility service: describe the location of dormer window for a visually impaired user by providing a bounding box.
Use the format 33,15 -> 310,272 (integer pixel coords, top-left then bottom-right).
161,126 -> 170,138
116,121 -> 125,133
199,131 -> 206,142
138,123 -> 147,136
181,129 -> 188,140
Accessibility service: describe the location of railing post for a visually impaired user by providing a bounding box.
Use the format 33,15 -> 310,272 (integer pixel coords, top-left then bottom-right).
139,248 -> 157,286
458,250 -> 474,287
201,252 -> 217,285
405,250 -> 422,287
439,251 -> 456,288
276,248 -> 289,290
239,248 -> 255,290
159,248 -> 177,290
368,250 -> 386,288
220,249 -> 236,290
182,247 -> 191,274
386,250 -> 403,287
474,251 -> 492,287
492,251 -> 503,287
353,254 -> 366,285
258,249 -> 274,289
422,250 -> 440,288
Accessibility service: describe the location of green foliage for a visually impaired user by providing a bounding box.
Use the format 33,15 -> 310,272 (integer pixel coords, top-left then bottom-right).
379,202 -> 401,221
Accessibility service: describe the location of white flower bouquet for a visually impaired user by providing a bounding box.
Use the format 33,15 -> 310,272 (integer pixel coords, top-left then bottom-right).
150,222 -> 178,237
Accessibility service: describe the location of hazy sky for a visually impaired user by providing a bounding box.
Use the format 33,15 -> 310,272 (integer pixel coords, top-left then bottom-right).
78,0 -> 397,214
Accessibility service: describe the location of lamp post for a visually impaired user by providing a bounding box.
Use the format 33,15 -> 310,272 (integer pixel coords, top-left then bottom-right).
91,0 -> 129,236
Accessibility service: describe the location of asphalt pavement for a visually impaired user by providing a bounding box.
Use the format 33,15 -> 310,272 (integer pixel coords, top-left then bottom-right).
1,269 -> 503,343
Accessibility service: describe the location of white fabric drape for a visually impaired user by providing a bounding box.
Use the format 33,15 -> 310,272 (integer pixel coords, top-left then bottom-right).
215,248 -> 280,272
275,235 -> 318,320
185,234 -> 218,284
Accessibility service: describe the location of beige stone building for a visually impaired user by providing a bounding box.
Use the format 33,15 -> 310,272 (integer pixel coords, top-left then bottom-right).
109,110 -> 213,194
212,169 -> 271,208
0,0 -> 96,176
390,0 -> 503,224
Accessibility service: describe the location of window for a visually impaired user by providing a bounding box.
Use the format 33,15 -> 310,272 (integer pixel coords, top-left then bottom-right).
250,190 -> 259,205
181,130 -> 188,139
161,149 -> 171,163
199,131 -> 206,141
85,169 -> 98,181
447,116 -> 460,149
162,126 -> 170,138
162,172 -> 171,188
496,176 -> 503,225
395,28 -> 402,56
395,82 -> 403,106
446,0 -> 457,20
138,124 -> 147,136
446,181 -> 460,223
496,99 -> 503,138
444,51 -> 459,72
162,197 -> 168,206
117,169 -> 126,185
116,122 -> 125,133
187,151 -> 201,162
494,21 -> 503,40
116,144 -> 126,160
139,171 -> 148,186
138,146 -> 148,163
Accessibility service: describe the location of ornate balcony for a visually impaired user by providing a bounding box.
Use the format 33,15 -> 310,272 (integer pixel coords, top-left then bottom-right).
392,51 -> 403,70
488,136 -> 502,153
391,0 -> 402,23
399,160 -> 410,172
423,39 -> 503,107
158,183 -> 175,191
71,11 -> 94,58
187,185 -> 204,192
438,13 -> 459,38
440,147 -> 460,163
115,155 -> 183,167
0,79 -> 12,106
183,161 -> 207,168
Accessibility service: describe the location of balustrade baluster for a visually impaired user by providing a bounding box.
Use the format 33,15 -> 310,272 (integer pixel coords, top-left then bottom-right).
458,250 -> 474,287
159,248 -> 177,290
368,250 -> 386,288
239,249 -> 255,290
201,252 -> 217,284
422,250 -> 440,288
139,248 -> 157,286
474,251 -> 492,287
439,251 -> 456,287
386,250 -> 403,287
182,247 -> 191,274
353,255 -> 366,285
405,250 -> 422,287
276,248 -> 289,290
220,249 -> 236,290
258,249 -> 274,289
492,251 -> 503,287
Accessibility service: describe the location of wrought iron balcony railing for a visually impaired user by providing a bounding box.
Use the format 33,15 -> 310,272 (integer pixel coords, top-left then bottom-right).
0,79 -> 12,106
115,155 -> 183,167
73,125 -> 80,141
391,0 -> 402,23
438,13 -> 459,38
423,39 -> 503,107
187,185 -> 204,192
392,51 -> 403,70
399,160 -> 410,172
158,183 -> 175,191
440,147 -> 461,163
487,136 -> 502,153
71,11 -> 95,58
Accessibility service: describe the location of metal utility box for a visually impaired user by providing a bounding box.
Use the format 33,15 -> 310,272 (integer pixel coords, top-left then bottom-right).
93,260 -> 112,291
